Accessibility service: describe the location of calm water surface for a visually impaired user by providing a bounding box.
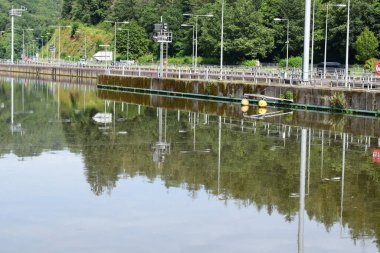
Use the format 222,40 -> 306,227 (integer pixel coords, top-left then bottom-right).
0,78 -> 379,253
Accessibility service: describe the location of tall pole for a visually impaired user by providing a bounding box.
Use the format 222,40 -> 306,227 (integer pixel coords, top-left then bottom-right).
345,0 -> 350,88
195,16 -> 198,69
311,0 -> 316,80
58,26 -> 61,64
286,19 -> 289,76
323,5 -> 329,79
22,29 -> 25,60
127,30 -> 129,62
84,33 -> 87,60
114,23 -> 117,64
302,0 -> 312,83
192,26 -> 195,68
11,15 -> 14,63
220,0 -> 224,80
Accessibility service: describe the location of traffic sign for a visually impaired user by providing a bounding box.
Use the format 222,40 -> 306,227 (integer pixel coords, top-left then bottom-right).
375,61 -> 380,75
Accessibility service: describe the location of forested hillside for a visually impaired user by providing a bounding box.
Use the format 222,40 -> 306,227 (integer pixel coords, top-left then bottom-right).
0,0 -> 62,59
0,0 -> 378,65
60,0 -> 380,64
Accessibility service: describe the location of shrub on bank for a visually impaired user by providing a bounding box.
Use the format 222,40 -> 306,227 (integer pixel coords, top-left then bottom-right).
364,58 -> 379,72
279,56 -> 302,68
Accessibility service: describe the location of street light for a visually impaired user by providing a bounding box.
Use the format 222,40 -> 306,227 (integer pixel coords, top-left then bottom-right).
345,0 -> 351,87
323,3 -> 347,79
10,6 -> 27,63
105,20 -> 129,64
75,30 -> 87,60
181,24 -> 195,68
21,28 -> 33,60
118,28 -> 130,63
183,13 -> 213,69
220,0 -> 225,80
99,44 -> 110,70
274,18 -> 290,77
50,25 -> 72,64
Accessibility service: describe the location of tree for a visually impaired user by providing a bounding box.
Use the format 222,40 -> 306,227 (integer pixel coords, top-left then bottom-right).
355,27 -> 379,62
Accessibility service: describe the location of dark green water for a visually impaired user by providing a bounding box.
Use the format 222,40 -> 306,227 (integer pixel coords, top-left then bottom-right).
0,78 -> 379,253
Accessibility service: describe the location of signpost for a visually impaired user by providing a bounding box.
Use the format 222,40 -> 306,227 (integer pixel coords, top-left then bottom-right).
373,148 -> 380,164
375,61 -> 380,75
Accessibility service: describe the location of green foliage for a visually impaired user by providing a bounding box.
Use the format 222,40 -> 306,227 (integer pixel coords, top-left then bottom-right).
241,59 -> 258,67
364,58 -> 379,72
330,92 -> 347,109
116,21 -> 149,60
70,23 -> 79,38
355,28 -> 379,62
279,56 -> 302,68
137,54 -> 155,64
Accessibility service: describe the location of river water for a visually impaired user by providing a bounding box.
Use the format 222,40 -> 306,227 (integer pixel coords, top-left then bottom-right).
0,78 -> 379,253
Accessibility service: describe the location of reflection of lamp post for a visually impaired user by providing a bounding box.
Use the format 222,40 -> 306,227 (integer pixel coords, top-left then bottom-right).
298,129 -> 307,253
182,13 -> 213,69
152,108 -> 171,166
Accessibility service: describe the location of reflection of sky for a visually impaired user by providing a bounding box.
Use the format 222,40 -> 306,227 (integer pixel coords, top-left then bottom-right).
0,151 -> 377,253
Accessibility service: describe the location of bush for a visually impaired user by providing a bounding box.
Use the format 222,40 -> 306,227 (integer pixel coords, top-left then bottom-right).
241,59 -> 258,66
137,54 -> 155,63
364,58 -> 379,72
279,56 -> 302,68
330,92 -> 347,109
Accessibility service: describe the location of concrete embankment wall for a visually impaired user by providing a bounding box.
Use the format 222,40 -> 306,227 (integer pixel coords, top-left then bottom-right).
0,63 -> 102,80
98,75 -> 380,114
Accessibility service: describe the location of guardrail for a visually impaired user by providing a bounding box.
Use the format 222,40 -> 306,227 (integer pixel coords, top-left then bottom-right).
0,60 -> 379,90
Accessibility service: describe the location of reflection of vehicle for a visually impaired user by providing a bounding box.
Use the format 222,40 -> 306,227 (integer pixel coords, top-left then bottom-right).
92,113 -> 112,124
317,62 -> 344,74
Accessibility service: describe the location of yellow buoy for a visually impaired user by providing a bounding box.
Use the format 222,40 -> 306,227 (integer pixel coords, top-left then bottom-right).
241,99 -> 249,106
258,99 -> 267,108
258,108 -> 267,115
241,106 -> 249,113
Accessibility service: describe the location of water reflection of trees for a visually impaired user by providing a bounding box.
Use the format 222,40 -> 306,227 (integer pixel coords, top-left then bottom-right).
59,102 -> 380,247
2,79 -> 380,248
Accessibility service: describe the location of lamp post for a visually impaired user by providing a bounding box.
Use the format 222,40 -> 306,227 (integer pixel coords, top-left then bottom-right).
75,30 -> 87,60
181,24 -> 195,68
274,18 -> 290,77
50,25 -> 72,64
311,0 -> 316,80
99,44 -> 110,70
105,21 -> 129,65
10,6 -> 27,63
220,0 -> 224,80
323,3 -> 347,79
183,13 -> 213,69
345,0 -> 351,87
22,28 -> 33,61
40,36 -> 47,60
118,28 -> 130,62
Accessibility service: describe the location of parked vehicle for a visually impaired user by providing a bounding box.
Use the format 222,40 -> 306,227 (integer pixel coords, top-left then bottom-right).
316,62 -> 344,75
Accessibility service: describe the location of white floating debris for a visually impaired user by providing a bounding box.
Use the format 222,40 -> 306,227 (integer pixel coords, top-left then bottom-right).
93,113 -> 112,124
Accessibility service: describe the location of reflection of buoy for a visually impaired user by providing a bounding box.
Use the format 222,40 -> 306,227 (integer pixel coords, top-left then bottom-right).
241,99 -> 249,106
258,108 -> 267,115
241,106 -> 249,113
258,99 -> 267,108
